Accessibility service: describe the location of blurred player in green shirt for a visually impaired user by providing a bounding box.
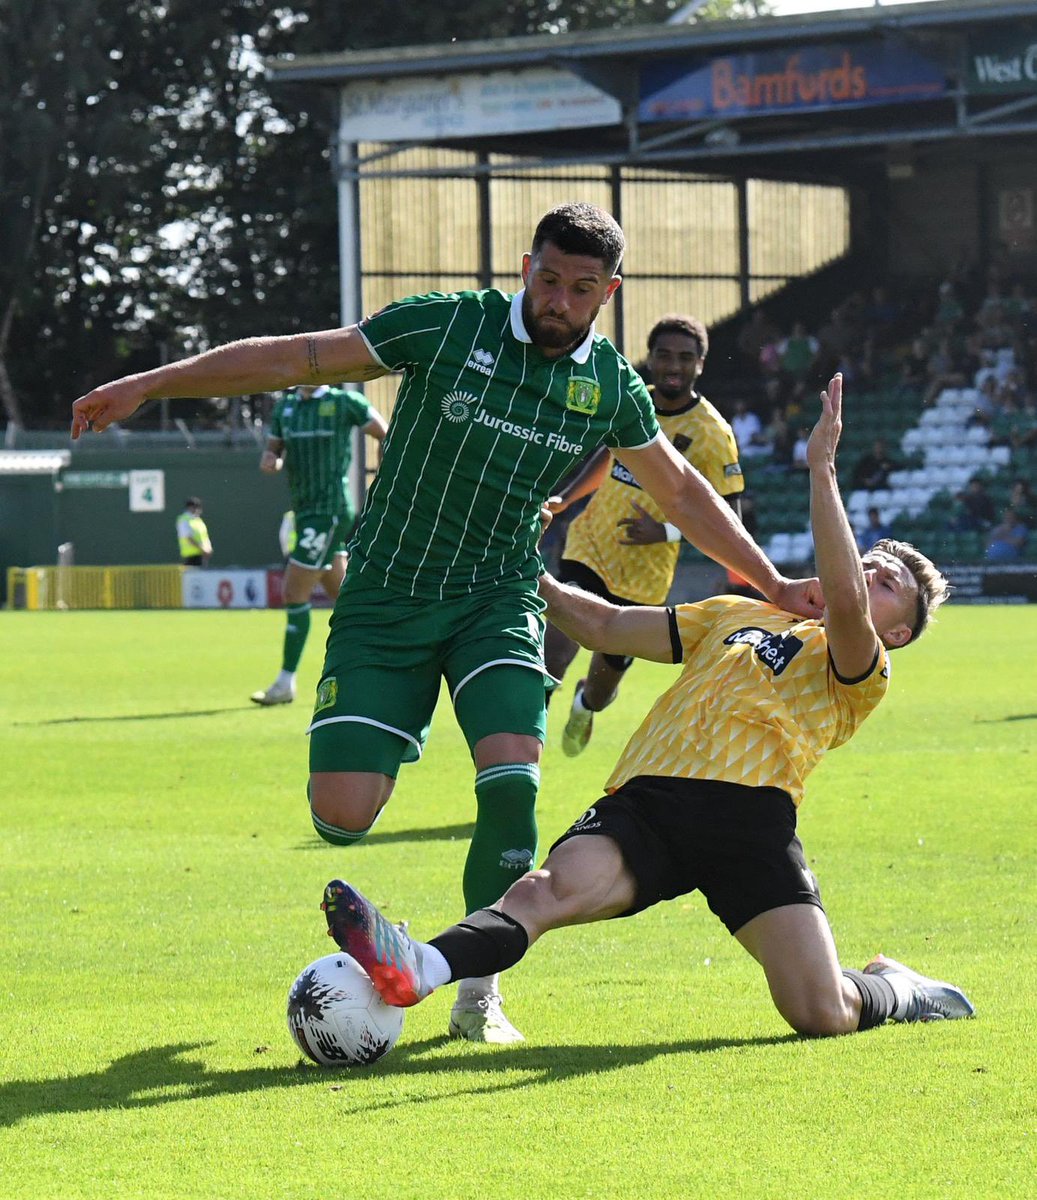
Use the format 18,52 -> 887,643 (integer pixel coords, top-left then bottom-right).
251,384 -> 386,706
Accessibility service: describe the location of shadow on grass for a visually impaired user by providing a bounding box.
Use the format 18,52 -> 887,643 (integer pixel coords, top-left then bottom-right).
295,822 -> 475,850
0,1033 -> 798,1126
974,712 -> 1037,723
19,708 -> 254,726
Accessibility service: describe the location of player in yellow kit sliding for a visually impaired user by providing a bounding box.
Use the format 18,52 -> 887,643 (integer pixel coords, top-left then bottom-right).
545,314 -> 744,756
323,373 -> 975,1036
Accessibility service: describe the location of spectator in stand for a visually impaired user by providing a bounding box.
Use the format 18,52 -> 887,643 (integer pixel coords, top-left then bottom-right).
950,478 -> 997,533
863,285 -> 903,350
989,388 -> 1022,444
778,321 -> 820,386
1013,392 -> 1037,449
1004,282 -> 1033,323
969,375 -> 1001,431
922,336 -> 970,406
975,283 -> 1016,355
932,280 -> 964,332
1008,480 -> 1037,529
985,507 -> 1030,562
730,398 -> 769,459
761,403 -> 794,469
897,336 -> 930,395
816,306 -> 857,381
857,507 -> 893,552
850,438 -> 896,492
737,307 -> 781,375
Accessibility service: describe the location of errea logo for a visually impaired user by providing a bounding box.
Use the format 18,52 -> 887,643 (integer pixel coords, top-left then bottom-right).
466,348 -> 496,376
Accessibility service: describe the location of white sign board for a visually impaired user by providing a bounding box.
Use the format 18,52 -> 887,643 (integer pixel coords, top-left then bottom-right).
339,67 -> 621,142
182,569 -> 268,609
129,469 -> 165,512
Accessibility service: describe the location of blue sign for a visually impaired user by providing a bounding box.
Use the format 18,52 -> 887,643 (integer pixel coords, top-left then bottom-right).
640,41 -> 948,122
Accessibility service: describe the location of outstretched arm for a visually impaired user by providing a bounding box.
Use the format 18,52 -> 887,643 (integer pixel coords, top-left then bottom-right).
807,374 -> 881,679
538,572 -> 675,663
71,326 -> 386,439
613,437 -> 823,618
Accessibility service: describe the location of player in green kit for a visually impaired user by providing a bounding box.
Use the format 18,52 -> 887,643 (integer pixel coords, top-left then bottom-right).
71,203 -> 822,1043
251,383 -> 387,706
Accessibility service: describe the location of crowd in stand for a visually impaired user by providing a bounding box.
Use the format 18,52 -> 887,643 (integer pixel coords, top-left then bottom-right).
726,252 -> 1036,562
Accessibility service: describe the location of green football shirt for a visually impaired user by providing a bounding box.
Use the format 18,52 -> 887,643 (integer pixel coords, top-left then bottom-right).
268,387 -> 372,519
354,288 -> 660,599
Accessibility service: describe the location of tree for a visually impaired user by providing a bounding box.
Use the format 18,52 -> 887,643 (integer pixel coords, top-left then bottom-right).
2,0 -> 769,427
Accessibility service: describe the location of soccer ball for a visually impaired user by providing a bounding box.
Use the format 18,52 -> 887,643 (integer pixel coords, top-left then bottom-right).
286,952 -> 404,1067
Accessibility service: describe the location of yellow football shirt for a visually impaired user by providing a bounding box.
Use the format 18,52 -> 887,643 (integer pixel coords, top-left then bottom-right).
605,596 -> 890,805
562,393 -> 744,605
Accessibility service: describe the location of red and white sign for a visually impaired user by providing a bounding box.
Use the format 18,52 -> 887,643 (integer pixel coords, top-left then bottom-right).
182,569 -> 269,609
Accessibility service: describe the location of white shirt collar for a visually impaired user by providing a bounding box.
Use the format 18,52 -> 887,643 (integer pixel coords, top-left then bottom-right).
510,290 -> 595,365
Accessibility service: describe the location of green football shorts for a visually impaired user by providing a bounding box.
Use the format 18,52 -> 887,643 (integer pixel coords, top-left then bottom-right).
288,512 -> 349,570
308,573 -> 550,777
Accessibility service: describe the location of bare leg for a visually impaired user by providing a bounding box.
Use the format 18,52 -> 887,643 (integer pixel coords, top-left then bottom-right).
735,904 -> 862,1036
544,620 -> 581,691
320,552 -> 348,602
498,835 -> 638,945
310,771 -> 395,835
581,651 -> 626,711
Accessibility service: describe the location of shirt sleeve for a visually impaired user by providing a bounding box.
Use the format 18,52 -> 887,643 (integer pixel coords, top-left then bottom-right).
358,293 -> 455,371
673,597 -> 728,658
341,390 -> 372,428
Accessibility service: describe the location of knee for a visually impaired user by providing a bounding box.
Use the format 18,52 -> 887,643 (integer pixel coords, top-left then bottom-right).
501,869 -> 558,922
308,774 -> 389,837
779,993 -> 857,1038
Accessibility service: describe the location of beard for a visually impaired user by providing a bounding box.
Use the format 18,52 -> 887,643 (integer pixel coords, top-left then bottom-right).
652,378 -> 686,401
522,292 -> 592,352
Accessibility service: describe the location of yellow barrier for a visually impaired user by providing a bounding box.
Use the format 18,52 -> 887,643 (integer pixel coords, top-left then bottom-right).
6,565 -> 185,610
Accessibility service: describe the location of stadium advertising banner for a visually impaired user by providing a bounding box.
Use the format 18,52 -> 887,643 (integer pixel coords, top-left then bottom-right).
182,568 -> 269,609
967,29 -> 1037,93
338,68 -> 621,142
639,41 -> 948,122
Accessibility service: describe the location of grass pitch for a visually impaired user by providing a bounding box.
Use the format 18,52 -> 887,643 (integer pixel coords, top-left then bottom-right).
1,604 -> 1034,1199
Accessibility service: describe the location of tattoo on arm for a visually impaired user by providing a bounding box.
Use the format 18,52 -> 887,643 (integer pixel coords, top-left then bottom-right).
307,337 -> 320,378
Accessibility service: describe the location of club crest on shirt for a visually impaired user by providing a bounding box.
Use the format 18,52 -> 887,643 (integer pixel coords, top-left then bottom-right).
672,434 -> 692,451
724,626 -> 804,676
566,377 -> 601,415
314,677 -> 338,713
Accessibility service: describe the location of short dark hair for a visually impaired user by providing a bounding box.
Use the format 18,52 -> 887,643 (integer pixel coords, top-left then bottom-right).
531,203 -> 625,275
647,314 -> 709,358
185,496 -> 202,510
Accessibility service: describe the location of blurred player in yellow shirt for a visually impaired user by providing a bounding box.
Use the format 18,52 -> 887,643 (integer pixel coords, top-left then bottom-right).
327,374 -> 975,1036
545,315 -> 745,756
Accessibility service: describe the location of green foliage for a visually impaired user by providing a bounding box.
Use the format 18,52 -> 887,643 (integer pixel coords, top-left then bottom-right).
2,0 -> 770,426
0,603 -> 1034,1198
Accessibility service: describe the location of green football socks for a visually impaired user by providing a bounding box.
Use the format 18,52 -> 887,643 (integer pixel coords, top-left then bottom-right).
463,763 -> 540,914
282,602 -> 311,672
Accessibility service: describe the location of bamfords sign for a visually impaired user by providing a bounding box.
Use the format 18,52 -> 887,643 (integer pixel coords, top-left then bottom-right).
639,40 -> 947,121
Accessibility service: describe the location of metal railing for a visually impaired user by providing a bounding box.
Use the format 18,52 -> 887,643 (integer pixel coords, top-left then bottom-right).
6,565 -> 185,610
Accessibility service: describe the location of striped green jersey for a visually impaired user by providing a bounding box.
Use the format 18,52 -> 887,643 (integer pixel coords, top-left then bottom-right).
268,387 -> 371,518
353,289 -> 660,599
